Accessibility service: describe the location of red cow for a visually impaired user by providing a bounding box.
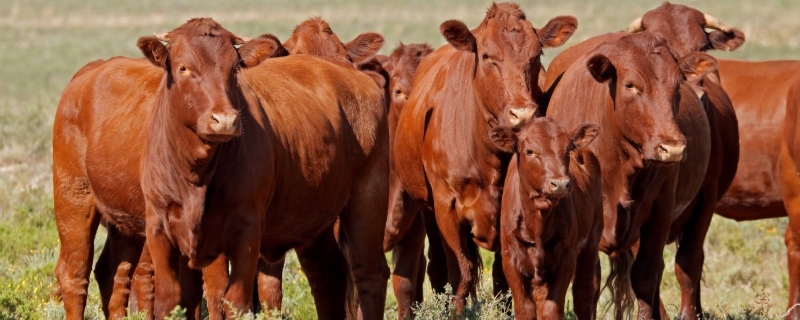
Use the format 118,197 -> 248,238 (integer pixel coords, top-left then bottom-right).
52,19 -> 280,319
781,76 -> 800,320
393,2 -> 577,310
243,17 -> 386,315
714,59 -> 800,317
544,31 -> 718,320
492,118 -> 603,320
379,42 -> 437,319
544,4 -> 744,318
73,17 -> 386,318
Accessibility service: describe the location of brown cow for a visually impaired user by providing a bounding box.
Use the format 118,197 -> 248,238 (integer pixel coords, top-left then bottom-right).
715,60 -> 800,317
781,77 -> 800,320
492,118 -> 603,320
379,42 -> 437,319
543,31 -> 718,319
393,2 -> 577,310
620,4 -> 743,318
242,17 -> 386,315
52,19 -> 280,319
86,17 -> 386,317
544,4 -> 743,318
136,21 -> 388,319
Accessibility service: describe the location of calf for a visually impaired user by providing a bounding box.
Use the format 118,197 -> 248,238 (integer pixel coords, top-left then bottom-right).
492,118 -> 603,320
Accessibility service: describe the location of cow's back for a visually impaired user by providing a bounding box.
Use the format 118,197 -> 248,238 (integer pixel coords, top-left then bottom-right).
716,59 -> 800,219
240,55 -> 386,245
53,57 -> 161,235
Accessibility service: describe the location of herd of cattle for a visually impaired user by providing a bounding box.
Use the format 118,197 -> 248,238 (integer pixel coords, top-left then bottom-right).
49,1 -> 800,319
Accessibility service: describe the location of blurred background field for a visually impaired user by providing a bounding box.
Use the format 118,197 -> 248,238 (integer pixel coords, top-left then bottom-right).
0,0 -> 797,318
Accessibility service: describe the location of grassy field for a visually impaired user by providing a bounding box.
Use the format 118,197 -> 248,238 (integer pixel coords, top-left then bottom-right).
0,0 -> 798,318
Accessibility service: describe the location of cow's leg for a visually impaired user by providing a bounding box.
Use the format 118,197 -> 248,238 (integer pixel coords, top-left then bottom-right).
295,229 -> 348,320
500,245 -> 536,320
178,256 -> 204,320
422,207 -> 448,293
131,243 -> 155,320
781,145 -> 800,319
392,212 -> 426,319
674,191 -> 715,320
431,191 -> 479,312
222,214 -> 261,316
492,250 -> 509,294
145,210 -> 182,319
384,175 -> 421,251
53,173 -> 100,320
533,249 -> 576,320
256,255 -> 285,313
202,254 -> 229,320
339,144 -> 391,320
573,241 -> 601,320
94,223 -> 144,319
630,201 -> 672,320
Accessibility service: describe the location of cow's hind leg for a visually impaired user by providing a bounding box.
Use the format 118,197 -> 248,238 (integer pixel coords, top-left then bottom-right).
256,256 -> 285,314
296,229 -> 348,320
94,223 -> 144,319
781,144 -> 800,319
422,207 -> 448,294
339,142 -> 391,320
392,212 -> 426,319
674,190 -> 716,320
53,174 -> 100,320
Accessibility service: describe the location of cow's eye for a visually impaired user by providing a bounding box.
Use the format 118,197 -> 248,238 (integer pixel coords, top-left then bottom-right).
179,65 -> 187,72
526,149 -> 534,156
624,82 -> 634,89
395,89 -> 403,96
482,53 -> 489,60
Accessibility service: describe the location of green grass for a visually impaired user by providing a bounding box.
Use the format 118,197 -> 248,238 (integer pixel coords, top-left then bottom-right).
1,0 -> 798,319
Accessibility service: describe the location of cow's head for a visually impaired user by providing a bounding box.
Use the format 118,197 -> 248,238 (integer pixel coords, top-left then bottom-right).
625,3 -> 745,58
386,43 -> 434,116
138,18 -> 283,144
490,118 -> 599,210
440,2 -> 577,129
138,19 -> 283,259
283,17 -> 384,67
586,32 -> 717,164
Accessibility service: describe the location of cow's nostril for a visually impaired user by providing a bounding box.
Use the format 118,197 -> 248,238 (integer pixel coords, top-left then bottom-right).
211,114 -> 221,124
550,180 -> 558,188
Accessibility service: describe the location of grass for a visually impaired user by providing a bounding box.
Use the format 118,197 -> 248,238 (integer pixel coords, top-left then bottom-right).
0,0 -> 798,318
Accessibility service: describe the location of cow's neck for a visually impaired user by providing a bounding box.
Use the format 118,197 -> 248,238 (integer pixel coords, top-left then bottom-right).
142,76 -> 221,238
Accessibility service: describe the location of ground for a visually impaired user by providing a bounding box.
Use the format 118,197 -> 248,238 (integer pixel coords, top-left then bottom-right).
0,0 -> 798,319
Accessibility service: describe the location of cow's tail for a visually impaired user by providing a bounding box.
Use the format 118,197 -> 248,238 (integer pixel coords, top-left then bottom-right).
604,250 -> 635,320
337,224 -> 360,319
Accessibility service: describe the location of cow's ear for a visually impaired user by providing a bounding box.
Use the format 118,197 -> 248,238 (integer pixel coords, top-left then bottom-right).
489,127 -> 518,154
440,20 -> 476,52
238,34 -> 288,68
537,16 -> 578,48
586,54 -> 615,83
346,32 -> 385,65
138,36 -> 169,69
679,52 -> 717,84
570,123 -> 600,150
708,28 -> 745,52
